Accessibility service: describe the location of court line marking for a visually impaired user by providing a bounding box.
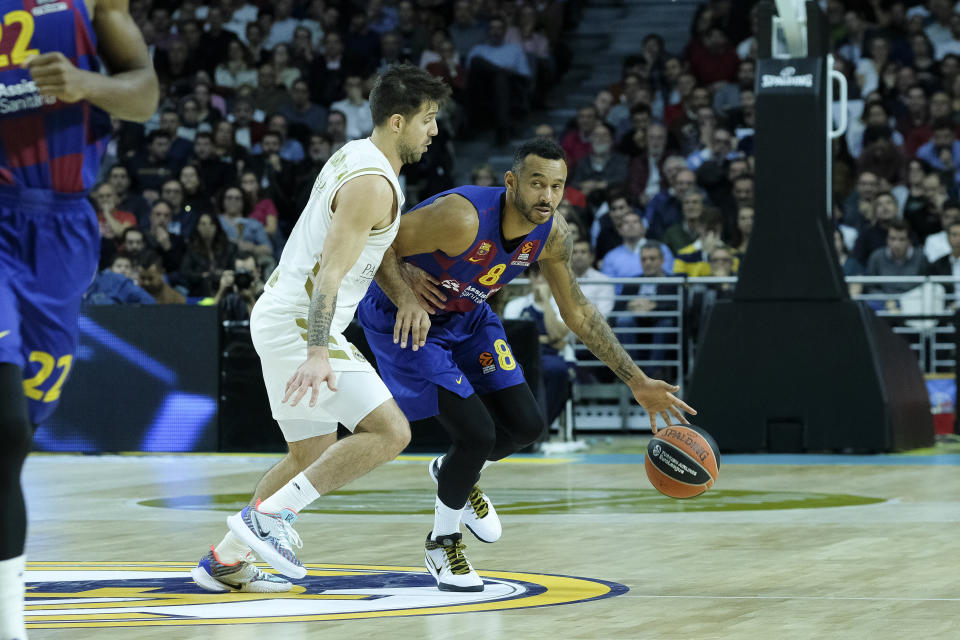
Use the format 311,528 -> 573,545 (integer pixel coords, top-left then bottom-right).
621,594 -> 960,602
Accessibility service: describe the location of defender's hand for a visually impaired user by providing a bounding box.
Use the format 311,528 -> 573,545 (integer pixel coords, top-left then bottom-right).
24,52 -> 89,103
400,262 -> 446,313
630,376 -> 696,434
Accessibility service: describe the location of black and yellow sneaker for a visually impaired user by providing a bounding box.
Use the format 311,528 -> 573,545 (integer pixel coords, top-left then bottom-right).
429,456 -> 502,543
424,531 -> 484,592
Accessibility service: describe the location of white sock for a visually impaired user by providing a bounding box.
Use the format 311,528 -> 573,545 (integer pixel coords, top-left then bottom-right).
432,495 -> 463,538
213,531 -> 252,565
0,554 -> 27,640
258,472 -> 321,518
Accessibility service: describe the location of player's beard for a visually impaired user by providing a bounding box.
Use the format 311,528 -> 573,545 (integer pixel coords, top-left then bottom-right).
513,189 -> 553,225
397,135 -> 423,165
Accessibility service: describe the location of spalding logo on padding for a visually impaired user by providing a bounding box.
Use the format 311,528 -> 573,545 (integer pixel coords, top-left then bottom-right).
25,562 -> 628,629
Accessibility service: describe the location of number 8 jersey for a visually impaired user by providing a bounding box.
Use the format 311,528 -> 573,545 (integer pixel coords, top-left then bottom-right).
0,0 -> 111,194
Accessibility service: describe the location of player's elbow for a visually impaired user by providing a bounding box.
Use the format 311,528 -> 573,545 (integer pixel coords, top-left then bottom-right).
126,71 -> 160,122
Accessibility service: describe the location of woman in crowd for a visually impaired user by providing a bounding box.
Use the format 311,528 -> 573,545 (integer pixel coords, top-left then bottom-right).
180,212 -> 238,298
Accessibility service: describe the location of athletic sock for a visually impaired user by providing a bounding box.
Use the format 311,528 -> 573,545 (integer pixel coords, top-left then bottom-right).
0,554 -> 27,640
213,531 -> 253,565
432,495 -> 463,538
258,472 -> 321,518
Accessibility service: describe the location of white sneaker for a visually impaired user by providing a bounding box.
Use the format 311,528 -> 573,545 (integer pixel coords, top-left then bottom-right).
429,456 -> 502,543
191,547 -> 292,593
424,532 -> 483,592
227,500 -> 306,579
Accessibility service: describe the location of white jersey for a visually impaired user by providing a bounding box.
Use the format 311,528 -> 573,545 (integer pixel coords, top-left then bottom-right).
264,138 -> 404,336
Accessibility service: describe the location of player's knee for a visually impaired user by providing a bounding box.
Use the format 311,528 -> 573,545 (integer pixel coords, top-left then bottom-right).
458,427 -> 497,458
510,405 -> 546,447
386,418 -> 411,455
0,412 -> 32,465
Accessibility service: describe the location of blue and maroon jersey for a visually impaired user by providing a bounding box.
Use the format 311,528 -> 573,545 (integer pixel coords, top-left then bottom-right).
0,0 -> 111,194
402,185 -> 554,313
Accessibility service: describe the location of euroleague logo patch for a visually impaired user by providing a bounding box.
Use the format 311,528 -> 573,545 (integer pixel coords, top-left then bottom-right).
24,562 -> 627,628
478,351 -> 496,374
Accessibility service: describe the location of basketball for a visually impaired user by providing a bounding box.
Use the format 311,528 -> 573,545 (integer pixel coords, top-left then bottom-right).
645,425 -> 721,498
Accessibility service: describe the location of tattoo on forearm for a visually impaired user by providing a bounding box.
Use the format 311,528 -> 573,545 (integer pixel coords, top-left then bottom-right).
307,291 -> 337,347
577,302 -> 637,384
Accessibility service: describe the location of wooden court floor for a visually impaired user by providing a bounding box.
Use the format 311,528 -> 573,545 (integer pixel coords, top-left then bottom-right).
20,446 -> 960,639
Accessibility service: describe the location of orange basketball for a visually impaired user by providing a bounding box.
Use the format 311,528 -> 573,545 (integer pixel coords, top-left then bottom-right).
645,425 -> 721,498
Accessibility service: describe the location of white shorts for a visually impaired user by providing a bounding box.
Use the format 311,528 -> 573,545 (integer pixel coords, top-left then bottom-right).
250,293 -> 393,442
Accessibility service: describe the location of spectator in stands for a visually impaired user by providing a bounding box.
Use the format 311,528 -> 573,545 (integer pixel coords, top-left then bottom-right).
330,76 -> 375,141
214,251 -> 265,321
646,163 -> 695,240
673,207 -> 731,277
502,263 -> 573,427
250,63 -> 291,115
189,132 -> 235,196
601,210 -> 674,282
181,212 -> 238,298
92,182 -> 137,245
687,126 -> 735,172
505,3 -> 554,106
265,0 -> 298,50
270,43 -> 301,90
593,188 -> 639,261
835,228 -> 865,281
613,241 -> 678,379
292,25 -> 318,68
199,7 -> 237,71
419,27 -> 449,69
155,38 -> 194,92
228,98 -> 262,151
465,16 -> 533,144
279,79 -> 328,136
243,21 -> 267,67
425,36 -> 468,99
325,110 -> 349,153
689,25 -> 738,86
192,82 -> 224,129
240,170 -> 279,241
569,124 -> 630,199
629,121 -> 668,205
917,118 -> 960,184
126,130 -> 176,199
179,164 -> 212,215
118,227 -> 146,270
561,105 -> 600,167
663,191 -> 704,255
926,219 -> 960,301
449,0 -> 486,59
109,164 -> 150,226
896,84 -> 930,139
471,164 -> 496,187
395,0 -> 429,62
865,219 -> 928,297
570,239 -> 615,318
307,31 -> 349,107
908,170 -> 950,243
731,205 -> 754,256
157,109 -> 194,166
252,113 -> 304,163
670,86 -> 713,155
713,58 -> 755,115
215,39 -> 258,90
143,199 -> 186,276
901,158 -> 933,224
218,186 -> 275,275
853,192 -> 901,266
85,254 -> 156,305
293,133 -> 333,202
375,31 -> 412,73
159,178 -> 199,239
138,252 -> 186,304
924,200 -> 960,263
843,169 -> 880,229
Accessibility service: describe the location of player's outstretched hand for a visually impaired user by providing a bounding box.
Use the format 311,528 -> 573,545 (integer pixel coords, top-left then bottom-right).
394,300 -> 431,351
630,376 -> 697,434
23,52 -> 88,103
284,353 -> 337,407
399,262 -> 446,313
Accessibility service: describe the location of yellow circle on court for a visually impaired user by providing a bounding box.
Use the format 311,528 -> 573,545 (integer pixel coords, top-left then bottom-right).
25,561 -> 628,628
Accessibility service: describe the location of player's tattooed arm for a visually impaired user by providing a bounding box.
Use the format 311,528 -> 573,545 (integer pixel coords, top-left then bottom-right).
306,291 -> 337,348
539,215 -> 641,384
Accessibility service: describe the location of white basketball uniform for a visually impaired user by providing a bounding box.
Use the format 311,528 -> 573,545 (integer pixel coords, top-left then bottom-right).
251,138 -> 404,441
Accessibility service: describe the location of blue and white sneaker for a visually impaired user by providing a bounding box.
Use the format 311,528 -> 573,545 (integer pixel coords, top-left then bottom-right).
429,456 -> 501,543
227,500 -> 306,579
191,546 -> 292,593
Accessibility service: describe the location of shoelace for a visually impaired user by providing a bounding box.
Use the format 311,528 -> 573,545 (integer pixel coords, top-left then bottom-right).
467,486 -> 489,518
442,540 -> 471,575
280,520 -> 303,551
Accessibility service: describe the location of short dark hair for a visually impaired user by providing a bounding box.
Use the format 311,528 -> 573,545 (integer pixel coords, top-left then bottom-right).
369,63 -> 451,127
139,251 -> 164,270
943,199 -> 960,213
888,219 -> 909,234
235,250 -> 256,263
640,241 -> 663,257
194,132 -> 213,143
511,136 -> 566,175
121,227 -> 143,242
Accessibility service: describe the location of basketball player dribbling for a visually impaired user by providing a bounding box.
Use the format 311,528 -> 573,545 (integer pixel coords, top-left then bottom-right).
190,65 -> 451,592
359,136 -> 697,592
0,1 -> 158,637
